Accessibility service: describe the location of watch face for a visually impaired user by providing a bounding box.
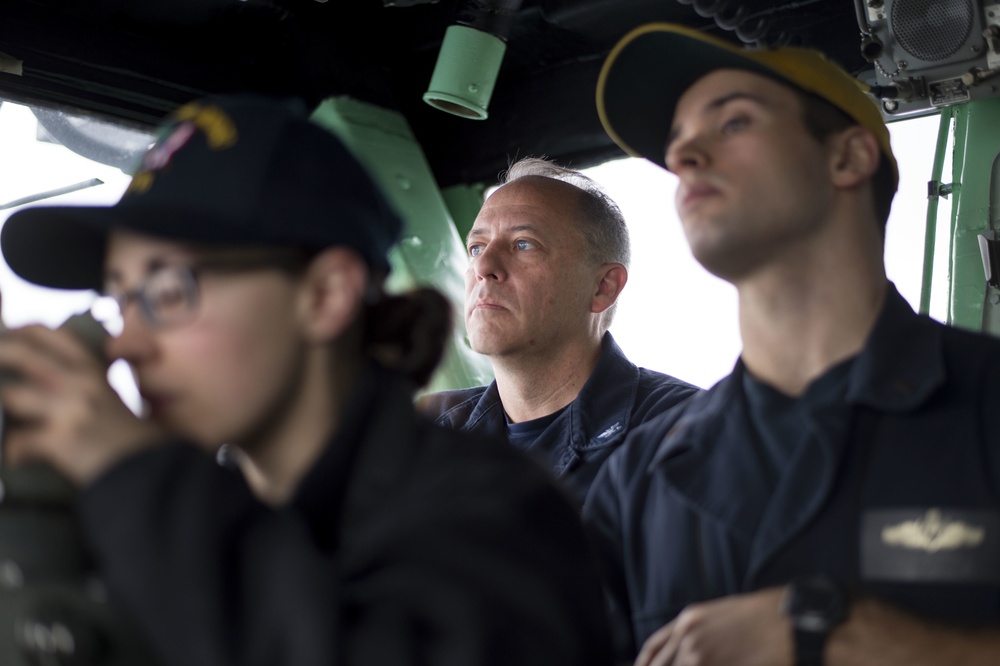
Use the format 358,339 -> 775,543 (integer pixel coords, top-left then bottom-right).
786,577 -> 848,633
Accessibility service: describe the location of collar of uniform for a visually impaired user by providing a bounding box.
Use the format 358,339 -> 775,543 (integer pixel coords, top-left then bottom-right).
463,381 -> 506,433
646,367 -> 765,542
567,332 -> 641,451
844,282 -> 945,411
291,363 -> 421,549
460,331 -> 639,451
645,283 -> 945,540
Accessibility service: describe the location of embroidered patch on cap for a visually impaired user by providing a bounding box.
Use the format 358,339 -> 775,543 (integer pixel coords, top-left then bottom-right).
127,102 -> 238,196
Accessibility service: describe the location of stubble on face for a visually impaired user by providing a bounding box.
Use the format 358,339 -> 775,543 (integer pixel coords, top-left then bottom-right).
464,177 -> 598,360
668,70 -> 835,282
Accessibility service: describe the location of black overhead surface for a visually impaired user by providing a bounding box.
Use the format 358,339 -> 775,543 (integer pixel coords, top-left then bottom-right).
0,0 -> 863,187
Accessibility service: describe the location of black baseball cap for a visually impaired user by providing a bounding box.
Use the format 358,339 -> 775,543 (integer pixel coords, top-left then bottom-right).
2,95 -> 403,290
597,23 -> 898,189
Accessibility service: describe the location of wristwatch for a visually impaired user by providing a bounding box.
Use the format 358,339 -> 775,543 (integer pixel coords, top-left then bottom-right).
781,576 -> 848,666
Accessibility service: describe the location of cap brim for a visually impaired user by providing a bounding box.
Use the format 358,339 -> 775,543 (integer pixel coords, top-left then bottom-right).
2,201 -> 252,291
597,24 -> 791,168
3,206 -> 112,291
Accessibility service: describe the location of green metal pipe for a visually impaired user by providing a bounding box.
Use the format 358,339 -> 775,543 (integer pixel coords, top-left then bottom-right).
423,25 -> 507,120
918,108 -> 952,315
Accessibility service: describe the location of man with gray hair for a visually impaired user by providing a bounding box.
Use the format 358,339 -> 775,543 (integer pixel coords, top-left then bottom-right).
420,157 -> 698,505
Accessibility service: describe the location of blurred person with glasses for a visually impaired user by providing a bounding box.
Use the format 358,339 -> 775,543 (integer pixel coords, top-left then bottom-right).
0,96 -> 614,666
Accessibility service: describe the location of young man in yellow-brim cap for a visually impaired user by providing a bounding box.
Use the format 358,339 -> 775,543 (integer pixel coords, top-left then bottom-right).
586,22 -> 1000,666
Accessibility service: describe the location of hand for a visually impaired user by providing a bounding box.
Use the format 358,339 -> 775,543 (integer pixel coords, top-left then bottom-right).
0,323 -> 165,485
828,597 -> 1000,666
635,587 -> 792,666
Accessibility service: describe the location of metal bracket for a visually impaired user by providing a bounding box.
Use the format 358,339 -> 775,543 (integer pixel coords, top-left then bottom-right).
928,180 -> 954,198
979,231 -> 1000,288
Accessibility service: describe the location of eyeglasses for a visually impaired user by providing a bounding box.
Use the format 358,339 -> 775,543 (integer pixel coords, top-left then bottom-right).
90,252 -> 310,335
91,264 -> 201,335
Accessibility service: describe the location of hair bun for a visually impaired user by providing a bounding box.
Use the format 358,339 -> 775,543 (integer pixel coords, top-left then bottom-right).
364,287 -> 452,386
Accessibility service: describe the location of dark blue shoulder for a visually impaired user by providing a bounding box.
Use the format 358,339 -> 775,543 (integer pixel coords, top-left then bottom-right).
633,367 -> 702,420
416,386 -> 487,418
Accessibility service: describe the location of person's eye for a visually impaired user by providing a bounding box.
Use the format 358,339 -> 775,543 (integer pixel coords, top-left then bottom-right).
468,244 -> 483,257
149,282 -> 187,311
721,115 -> 750,135
515,239 -> 535,251
145,272 -> 190,315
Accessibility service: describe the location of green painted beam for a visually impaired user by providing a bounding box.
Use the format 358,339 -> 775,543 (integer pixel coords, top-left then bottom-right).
980,112 -> 1000,335
310,96 -> 493,390
947,97 -> 1000,333
442,184 -> 487,242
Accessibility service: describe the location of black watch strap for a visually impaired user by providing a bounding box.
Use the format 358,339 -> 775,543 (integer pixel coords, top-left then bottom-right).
782,576 -> 848,666
792,626 -> 826,666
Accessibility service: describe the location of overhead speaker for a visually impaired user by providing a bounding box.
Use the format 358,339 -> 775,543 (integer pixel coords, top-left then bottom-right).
858,0 -> 1000,119
891,0 -> 975,62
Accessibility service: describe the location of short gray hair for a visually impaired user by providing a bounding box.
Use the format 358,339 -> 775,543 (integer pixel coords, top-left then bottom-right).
500,157 -> 630,328
501,157 -> 631,268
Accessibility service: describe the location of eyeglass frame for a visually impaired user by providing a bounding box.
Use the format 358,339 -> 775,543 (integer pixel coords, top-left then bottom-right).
90,249 -> 314,334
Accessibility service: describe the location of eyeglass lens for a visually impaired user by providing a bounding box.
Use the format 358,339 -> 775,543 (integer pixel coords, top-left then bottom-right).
91,265 -> 200,334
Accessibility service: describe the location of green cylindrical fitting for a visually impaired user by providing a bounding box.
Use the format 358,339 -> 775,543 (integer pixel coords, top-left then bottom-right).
423,25 -> 506,120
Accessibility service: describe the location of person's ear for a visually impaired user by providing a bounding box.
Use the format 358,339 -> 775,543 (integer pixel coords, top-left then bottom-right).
297,247 -> 369,342
829,126 -> 880,190
592,263 -> 628,314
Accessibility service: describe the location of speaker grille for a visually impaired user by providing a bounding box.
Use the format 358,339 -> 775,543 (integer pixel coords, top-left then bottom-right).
891,0 -> 974,62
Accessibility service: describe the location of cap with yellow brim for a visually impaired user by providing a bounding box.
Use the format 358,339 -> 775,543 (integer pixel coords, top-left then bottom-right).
596,23 -> 898,189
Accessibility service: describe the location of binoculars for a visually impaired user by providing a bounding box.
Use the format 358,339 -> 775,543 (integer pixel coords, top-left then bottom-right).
0,312 -> 156,666
0,463 -> 155,666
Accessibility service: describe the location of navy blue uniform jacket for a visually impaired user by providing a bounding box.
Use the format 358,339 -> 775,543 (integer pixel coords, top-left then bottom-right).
420,333 -> 699,505
78,366 -> 615,666
585,285 -> 1000,658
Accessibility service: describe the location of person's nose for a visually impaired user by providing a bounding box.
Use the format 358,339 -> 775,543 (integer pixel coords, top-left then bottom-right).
105,303 -> 157,366
665,130 -> 710,174
471,242 -> 507,282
